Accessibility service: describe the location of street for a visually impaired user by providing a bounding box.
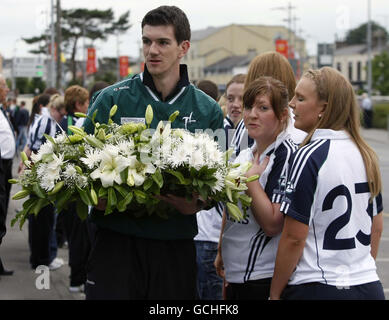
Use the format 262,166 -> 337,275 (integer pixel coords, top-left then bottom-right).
362,129 -> 389,299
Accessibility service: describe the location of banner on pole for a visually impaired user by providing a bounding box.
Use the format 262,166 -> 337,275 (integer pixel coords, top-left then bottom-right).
86,47 -> 97,74
275,39 -> 288,59
119,56 -> 129,77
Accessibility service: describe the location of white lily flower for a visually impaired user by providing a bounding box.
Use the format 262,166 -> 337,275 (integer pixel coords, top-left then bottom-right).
127,168 -> 146,186
90,146 -> 131,187
46,153 -> 64,171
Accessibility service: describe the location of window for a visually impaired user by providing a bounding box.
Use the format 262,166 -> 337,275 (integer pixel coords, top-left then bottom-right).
348,62 -> 353,81
357,61 -> 361,81
337,62 -> 342,72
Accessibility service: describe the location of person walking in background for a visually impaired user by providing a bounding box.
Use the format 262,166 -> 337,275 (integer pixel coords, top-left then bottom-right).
361,92 -> 373,129
26,94 -> 66,271
215,77 -> 297,300
59,85 -> 91,293
19,94 -> 51,174
270,67 -> 385,300
13,100 -> 30,154
0,75 -> 15,276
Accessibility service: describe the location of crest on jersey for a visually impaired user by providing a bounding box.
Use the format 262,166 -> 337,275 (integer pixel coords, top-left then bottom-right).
182,112 -> 196,130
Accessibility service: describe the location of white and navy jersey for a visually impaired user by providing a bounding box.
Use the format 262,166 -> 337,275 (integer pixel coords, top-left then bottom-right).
281,129 -> 383,286
222,131 -> 297,283
27,114 -> 42,148
195,205 -> 224,243
227,118 -> 254,160
29,114 -> 62,152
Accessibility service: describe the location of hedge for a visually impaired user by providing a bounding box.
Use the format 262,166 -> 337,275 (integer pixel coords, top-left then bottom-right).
371,103 -> 389,129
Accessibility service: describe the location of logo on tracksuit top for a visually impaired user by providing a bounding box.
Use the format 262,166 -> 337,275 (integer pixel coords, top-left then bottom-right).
182,112 -> 196,130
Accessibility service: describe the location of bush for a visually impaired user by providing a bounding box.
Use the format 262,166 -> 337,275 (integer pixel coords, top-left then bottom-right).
372,103 -> 389,129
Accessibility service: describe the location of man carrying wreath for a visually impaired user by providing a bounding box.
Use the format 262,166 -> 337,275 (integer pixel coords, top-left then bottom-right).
83,5 -> 224,300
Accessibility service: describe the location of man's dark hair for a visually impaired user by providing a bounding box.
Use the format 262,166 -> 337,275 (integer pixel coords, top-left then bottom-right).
141,6 -> 191,44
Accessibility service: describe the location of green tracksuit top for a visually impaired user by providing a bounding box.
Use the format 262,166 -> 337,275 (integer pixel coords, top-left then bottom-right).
83,68 -> 224,240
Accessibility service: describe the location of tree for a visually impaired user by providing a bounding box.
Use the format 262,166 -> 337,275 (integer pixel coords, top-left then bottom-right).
372,51 -> 389,95
345,21 -> 388,45
23,8 -> 131,83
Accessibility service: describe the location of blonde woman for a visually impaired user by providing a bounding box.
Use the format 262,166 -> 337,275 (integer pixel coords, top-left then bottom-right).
270,67 -> 384,300
244,51 -> 306,145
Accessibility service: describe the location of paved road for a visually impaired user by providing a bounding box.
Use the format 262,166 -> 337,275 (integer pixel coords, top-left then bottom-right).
0,128 -> 388,299
0,159 -> 83,300
362,128 -> 389,299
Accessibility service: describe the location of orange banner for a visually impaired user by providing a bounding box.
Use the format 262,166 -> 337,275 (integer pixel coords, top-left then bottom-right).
119,56 -> 129,77
86,47 -> 97,74
275,39 -> 288,59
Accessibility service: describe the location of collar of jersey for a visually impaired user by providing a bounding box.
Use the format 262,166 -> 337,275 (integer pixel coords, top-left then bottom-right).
249,130 -> 290,162
311,129 -> 349,141
141,64 -> 190,103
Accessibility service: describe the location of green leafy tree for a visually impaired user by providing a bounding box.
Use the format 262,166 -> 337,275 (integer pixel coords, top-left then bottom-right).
28,78 -> 46,94
23,8 -> 131,81
345,21 -> 388,45
372,51 -> 389,95
16,78 -> 29,94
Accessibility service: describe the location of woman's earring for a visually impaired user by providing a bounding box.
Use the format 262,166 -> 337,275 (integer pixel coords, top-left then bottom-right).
318,114 -> 322,119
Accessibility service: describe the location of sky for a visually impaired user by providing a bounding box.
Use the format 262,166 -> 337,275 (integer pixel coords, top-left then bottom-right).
1,0 -> 388,61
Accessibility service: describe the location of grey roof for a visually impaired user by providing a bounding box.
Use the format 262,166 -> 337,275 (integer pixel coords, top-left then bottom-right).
191,26 -> 222,41
334,44 -> 366,55
334,44 -> 388,55
204,55 -> 250,73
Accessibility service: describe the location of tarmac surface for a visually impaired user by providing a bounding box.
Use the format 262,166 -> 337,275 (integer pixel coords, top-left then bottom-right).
0,127 -> 388,300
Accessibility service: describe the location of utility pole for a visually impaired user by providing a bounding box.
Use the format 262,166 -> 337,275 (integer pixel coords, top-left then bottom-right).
56,0 -> 62,90
116,32 -> 121,82
82,26 -> 86,87
272,2 -> 297,55
367,0 -> 372,98
50,0 -> 56,88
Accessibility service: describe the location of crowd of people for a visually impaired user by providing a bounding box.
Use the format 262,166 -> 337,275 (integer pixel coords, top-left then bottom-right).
0,78 -> 109,292
0,5 -> 385,300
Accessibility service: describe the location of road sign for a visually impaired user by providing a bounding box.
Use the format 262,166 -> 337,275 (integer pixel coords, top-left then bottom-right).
13,57 -> 45,78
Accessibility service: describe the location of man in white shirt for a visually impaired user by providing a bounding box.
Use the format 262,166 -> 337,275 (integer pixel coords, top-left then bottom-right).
0,75 -> 15,276
0,75 -> 15,213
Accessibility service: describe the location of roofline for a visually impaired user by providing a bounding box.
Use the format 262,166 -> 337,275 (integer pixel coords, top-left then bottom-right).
192,23 -> 294,41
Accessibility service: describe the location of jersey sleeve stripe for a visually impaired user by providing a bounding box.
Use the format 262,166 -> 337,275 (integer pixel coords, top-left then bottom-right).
281,139 -> 330,224
270,139 -> 298,204
375,193 -> 383,214
289,140 -> 327,186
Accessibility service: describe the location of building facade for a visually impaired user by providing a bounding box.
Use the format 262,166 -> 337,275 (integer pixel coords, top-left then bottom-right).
333,44 -> 383,90
183,24 -> 306,87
